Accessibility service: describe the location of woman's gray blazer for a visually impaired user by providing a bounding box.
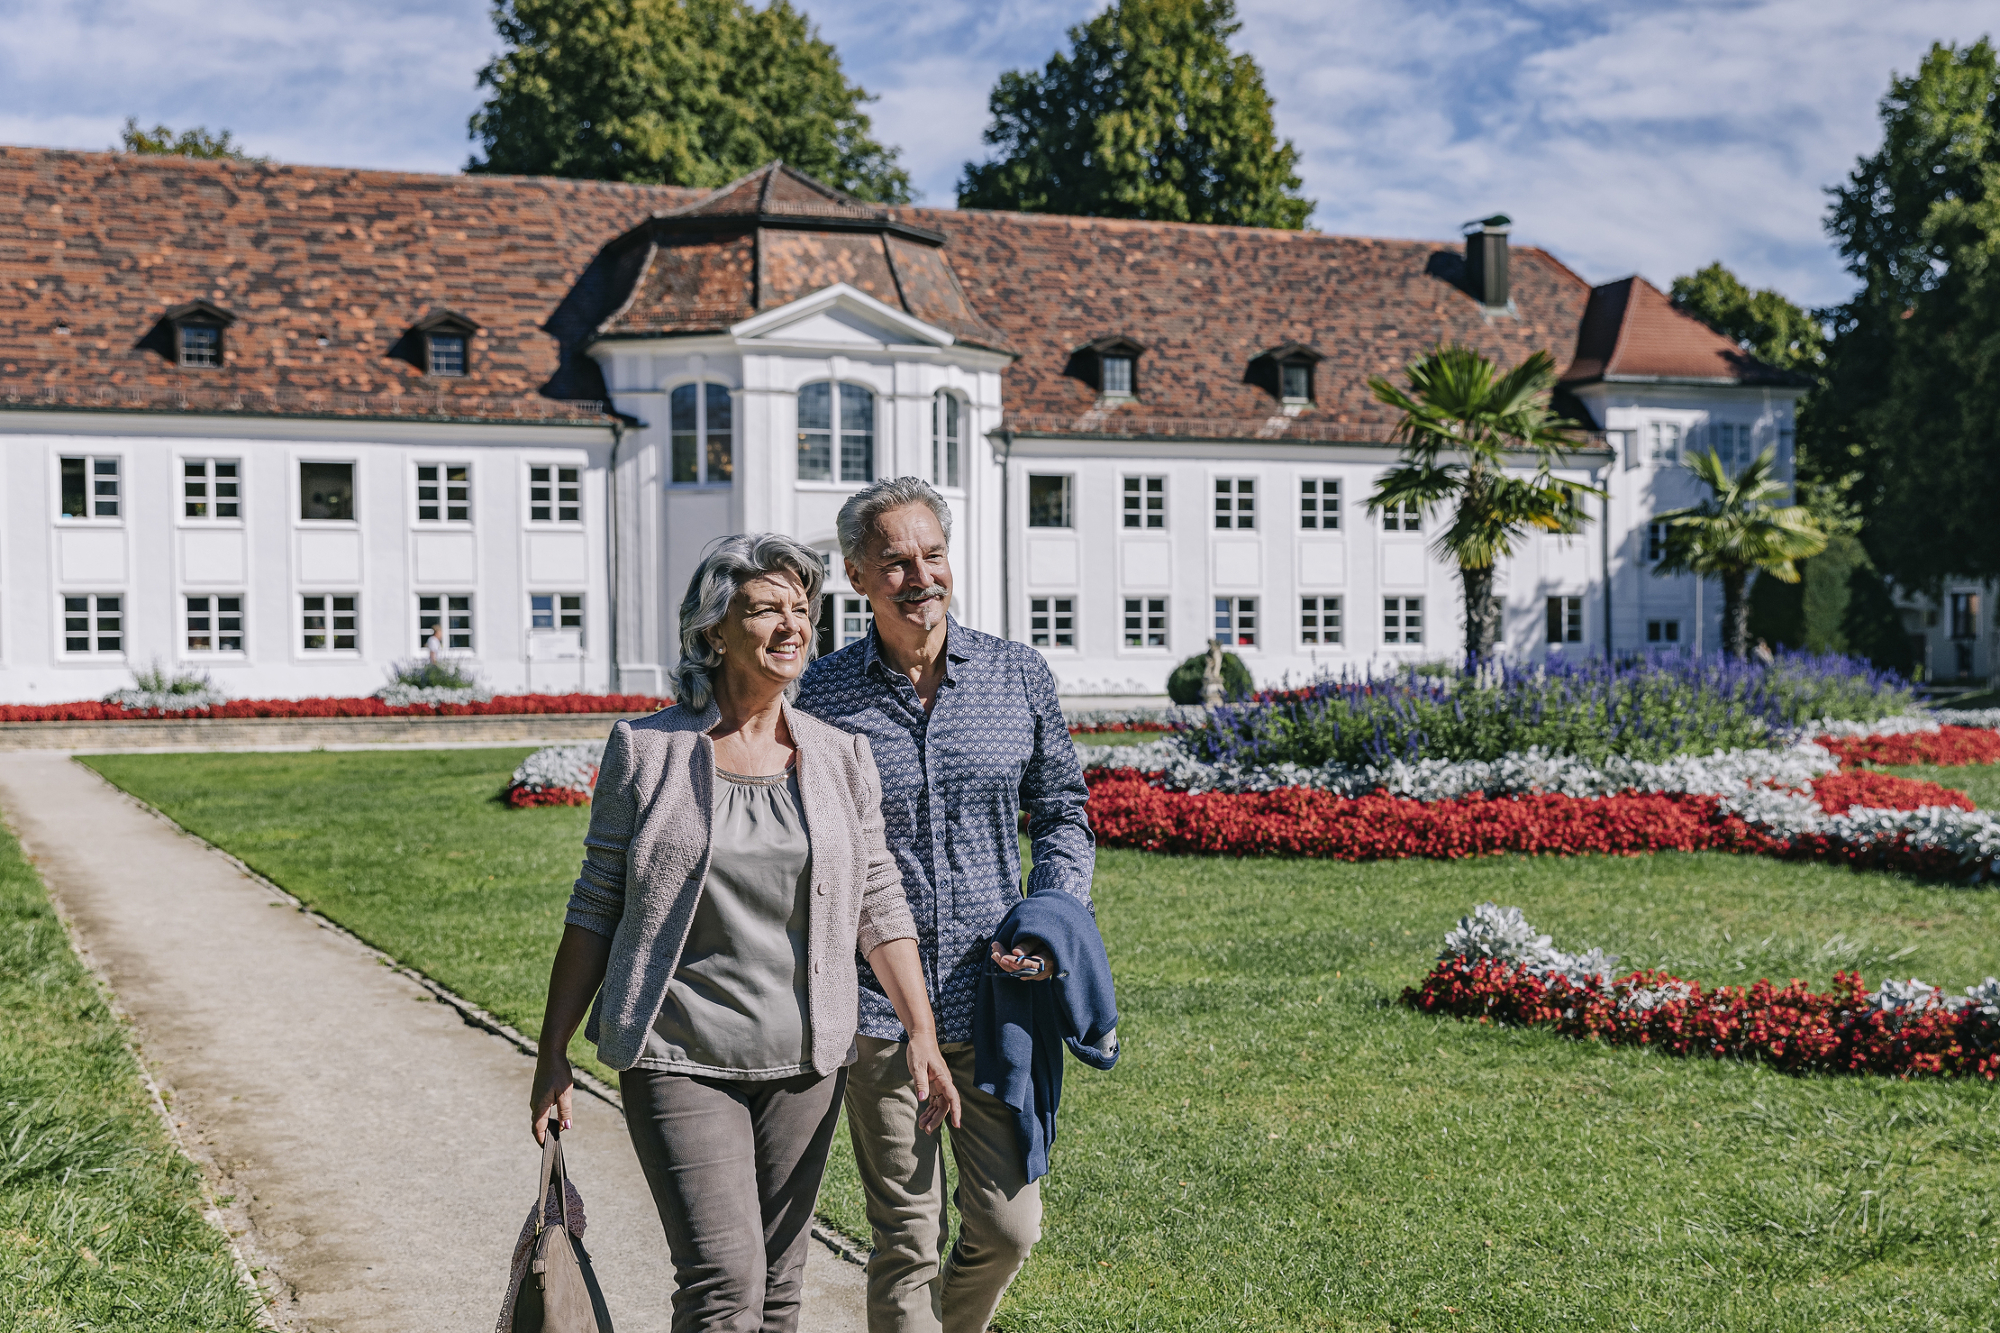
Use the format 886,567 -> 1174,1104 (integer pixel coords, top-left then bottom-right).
565,698 -> 919,1074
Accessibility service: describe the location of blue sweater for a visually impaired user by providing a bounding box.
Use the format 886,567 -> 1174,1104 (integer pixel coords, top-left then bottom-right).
972,892 -> 1119,1183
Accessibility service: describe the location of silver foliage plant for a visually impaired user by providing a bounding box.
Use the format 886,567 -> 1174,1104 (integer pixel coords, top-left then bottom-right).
510,741 -> 605,796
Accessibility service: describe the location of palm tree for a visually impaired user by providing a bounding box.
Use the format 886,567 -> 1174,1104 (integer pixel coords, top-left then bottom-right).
1366,346 -> 1600,660
1653,447 -> 1827,659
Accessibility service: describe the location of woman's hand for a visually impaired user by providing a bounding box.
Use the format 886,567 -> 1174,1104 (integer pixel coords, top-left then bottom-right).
530,1052 -> 574,1144
989,935 -> 1054,981
906,1033 -> 962,1134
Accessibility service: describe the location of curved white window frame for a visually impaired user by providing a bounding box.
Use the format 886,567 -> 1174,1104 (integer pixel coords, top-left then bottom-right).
798,382 -> 875,484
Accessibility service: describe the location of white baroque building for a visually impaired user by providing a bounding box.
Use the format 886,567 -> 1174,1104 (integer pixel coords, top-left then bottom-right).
0,150 -> 1807,704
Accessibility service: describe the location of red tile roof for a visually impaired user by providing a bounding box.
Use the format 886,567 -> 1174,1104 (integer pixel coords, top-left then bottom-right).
1561,275 -> 1805,387
0,149 -> 1795,439
0,146 -> 698,424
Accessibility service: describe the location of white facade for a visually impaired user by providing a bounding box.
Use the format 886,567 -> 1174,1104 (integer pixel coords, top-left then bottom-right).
0,288 -> 1806,705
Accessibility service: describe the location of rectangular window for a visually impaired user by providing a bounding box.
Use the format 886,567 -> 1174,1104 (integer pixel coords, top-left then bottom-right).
417,594 -> 473,652
185,594 -> 244,652
1027,475 -> 1073,528
301,594 -> 358,651
528,465 -> 581,523
182,458 -> 240,520
179,324 -> 220,368
530,593 -> 583,632
1381,497 -> 1421,532
415,464 -> 470,522
1122,476 -> 1165,529
838,595 -> 872,650
59,455 -> 121,519
426,333 -> 467,377
1213,596 -> 1257,647
1300,595 -> 1342,645
1214,478 -> 1255,530
1646,521 -> 1668,562
1029,596 -> 1075,649
300,462 -> 354,521
1101,355 -> 1133,396
1646,619 -> 1682,644
1648,422 -> 1682,462
1383,596 -> 1423,645
62,594 -> 122,654
933,393 -> 962,490
1710,422 -> 1755,471
1300,478 -> 1340,530
1122,596 -> 1167,648
1281,361 -> 1311,402
1546,595 -> 1583,644
1950,592 -> 1980,641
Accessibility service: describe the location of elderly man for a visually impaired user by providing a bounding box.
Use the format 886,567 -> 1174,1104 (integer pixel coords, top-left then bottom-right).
795,476 -> 1094,1333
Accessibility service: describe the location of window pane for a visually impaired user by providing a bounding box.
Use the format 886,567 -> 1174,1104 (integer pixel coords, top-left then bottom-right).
1027,475 -> 1072,528
180,324 -> 220,367
60,457 -> 86,517
92,458 -> 119,517
839,385 -> 874,484
1102,355 -> 1132,395
934,393 -> 961,489
427,333 -> 466,377
797,382 -> 832,481
671,384 -> 699,485
445,465 -> 469,522
558,467 -> 579,522
1282,362 -> 1310,400
559,594 -> 583,629
184,460 -> 209,518
301,462 -> 354,521
531,593 -> 554,629
215,461 -> 239,518
529,465 -> 551,521
706,383 -> 733,483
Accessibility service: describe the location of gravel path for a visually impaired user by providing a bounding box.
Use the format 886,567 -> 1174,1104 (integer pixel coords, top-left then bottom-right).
0,752 -> 867,1333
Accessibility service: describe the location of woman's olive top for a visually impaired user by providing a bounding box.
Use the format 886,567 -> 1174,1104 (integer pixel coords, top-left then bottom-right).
565,699 -> 918,1075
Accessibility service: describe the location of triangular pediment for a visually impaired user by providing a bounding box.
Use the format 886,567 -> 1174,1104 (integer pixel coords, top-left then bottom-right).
731,283 -> 953,349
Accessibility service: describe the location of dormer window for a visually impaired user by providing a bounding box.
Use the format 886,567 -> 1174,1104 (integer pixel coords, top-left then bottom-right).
1102,355 -> 1133,397
158,299 -> 236,371
426,333 -> 467,377
1073,336 -> 1145,400
1250,341 -> 1323,406
180,323 -> 222,368
399,309 -> 480,379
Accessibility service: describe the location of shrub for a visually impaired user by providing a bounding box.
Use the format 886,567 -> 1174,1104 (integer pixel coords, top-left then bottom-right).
387,658 -> 480,691
1165,650 -> 1252,705
103,660 -> 225,712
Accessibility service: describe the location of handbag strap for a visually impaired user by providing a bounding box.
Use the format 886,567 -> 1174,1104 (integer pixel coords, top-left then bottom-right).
533,1122 -> 574,1236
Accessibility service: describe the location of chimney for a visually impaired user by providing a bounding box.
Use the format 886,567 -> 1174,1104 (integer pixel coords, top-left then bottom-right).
1463,214 -> 1512,309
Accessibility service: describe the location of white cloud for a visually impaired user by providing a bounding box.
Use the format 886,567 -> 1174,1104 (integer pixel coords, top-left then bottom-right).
0,0 -> 1990,304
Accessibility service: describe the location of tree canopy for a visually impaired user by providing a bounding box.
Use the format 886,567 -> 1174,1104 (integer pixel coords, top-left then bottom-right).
1669,262 -> 1825,375
1818,38 -> 2000,591
957,0 -> 1311,229
118,119 -> 256,161
468,0 -> 911,202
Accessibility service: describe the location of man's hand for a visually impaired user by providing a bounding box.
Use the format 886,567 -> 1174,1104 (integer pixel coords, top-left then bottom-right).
906,1033 -> 962,1134
990,935 -> 1054,981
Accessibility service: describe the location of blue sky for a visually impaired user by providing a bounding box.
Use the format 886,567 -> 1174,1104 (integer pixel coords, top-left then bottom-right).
1,0 -> 1992,307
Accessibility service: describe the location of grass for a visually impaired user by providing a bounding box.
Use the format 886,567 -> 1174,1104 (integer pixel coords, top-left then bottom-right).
0,808 -> 263,1331
1885,761 -> 2000,810
82,749 -> 2000,1331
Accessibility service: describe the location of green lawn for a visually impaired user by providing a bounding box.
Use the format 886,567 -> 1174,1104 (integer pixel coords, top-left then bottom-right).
82,750 -> 2000,1332
0,809 -> 263,1330
1885,760 -> 2000,809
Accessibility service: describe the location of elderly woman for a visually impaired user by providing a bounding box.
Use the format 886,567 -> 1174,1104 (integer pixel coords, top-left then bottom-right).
529,532 -> 959,1333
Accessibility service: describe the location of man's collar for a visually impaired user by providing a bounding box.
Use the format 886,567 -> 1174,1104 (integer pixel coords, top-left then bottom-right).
865,615 -> 968,685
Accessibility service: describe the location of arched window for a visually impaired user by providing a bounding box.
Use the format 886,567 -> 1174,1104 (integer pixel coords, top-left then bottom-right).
932,391 -> 963,489
670,382 -> 733,485
798,382 -> 874,484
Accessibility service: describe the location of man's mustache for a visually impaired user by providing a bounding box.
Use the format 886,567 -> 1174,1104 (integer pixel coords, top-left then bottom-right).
891,585 -> 948,604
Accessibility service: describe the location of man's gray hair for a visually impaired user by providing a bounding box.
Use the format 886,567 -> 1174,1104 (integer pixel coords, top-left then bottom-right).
674,533 -> 825,710
835,476 -> 953,562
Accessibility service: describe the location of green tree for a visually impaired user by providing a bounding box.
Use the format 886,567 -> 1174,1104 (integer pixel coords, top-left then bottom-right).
118,118 -> 256,160
1747,532 -> 1917,675
1820,39 -> 2000,591
1654,449 -> 1828,660
1366,347 -> 1599,660
1668,262 -> 1826,375
468,0 -> 911,202
957,0 -> 1311,228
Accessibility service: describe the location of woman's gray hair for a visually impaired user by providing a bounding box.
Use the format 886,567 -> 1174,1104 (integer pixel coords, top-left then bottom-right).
674,533 -> 825,710
835,476 -> 953,561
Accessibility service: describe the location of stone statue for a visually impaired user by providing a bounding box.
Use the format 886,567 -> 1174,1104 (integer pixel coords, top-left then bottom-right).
1203,637 -> 1226,707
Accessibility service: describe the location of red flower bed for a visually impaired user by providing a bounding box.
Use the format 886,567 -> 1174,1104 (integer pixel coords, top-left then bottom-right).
0,693 -> 669,723
1083,770 -> 1781,861
505,786 -> 594,809
1819,725 -> 2000,769
1807,769 -> 1974,813
1068,720 -> 1175,734
1404,957 -> 2000,1080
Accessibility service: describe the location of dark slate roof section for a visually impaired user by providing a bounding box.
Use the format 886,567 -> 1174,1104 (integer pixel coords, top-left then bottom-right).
900,207 -> 1601,444
1561,275 -> 1809,388
0,146 -> 699,423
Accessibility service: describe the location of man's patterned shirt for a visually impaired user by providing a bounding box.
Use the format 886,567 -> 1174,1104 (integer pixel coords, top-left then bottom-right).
795,617 -> 1095,1043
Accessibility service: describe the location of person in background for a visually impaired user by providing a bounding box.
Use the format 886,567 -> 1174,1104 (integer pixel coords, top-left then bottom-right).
424,621 -> 445,664
529,532 -> 961,1333
796,478 -> 1095,1333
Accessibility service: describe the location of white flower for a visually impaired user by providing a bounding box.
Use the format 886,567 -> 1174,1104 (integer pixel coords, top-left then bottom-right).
511,741 -> 605,794
376,683 -> 496,706
1441,903 -> 1616,986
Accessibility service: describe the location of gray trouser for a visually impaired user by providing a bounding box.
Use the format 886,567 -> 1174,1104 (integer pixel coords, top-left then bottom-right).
844,1037 -> 1042,1333
620,1065 -> 846,1333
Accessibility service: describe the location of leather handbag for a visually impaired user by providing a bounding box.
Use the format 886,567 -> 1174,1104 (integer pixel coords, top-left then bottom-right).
498,1124 -> 614,1333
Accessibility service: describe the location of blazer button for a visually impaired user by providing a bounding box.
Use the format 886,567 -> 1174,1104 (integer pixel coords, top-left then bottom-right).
816,884 -> 826,896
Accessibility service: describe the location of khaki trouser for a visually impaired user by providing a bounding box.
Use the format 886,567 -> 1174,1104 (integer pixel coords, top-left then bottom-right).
844,1036 -> 1041,1333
